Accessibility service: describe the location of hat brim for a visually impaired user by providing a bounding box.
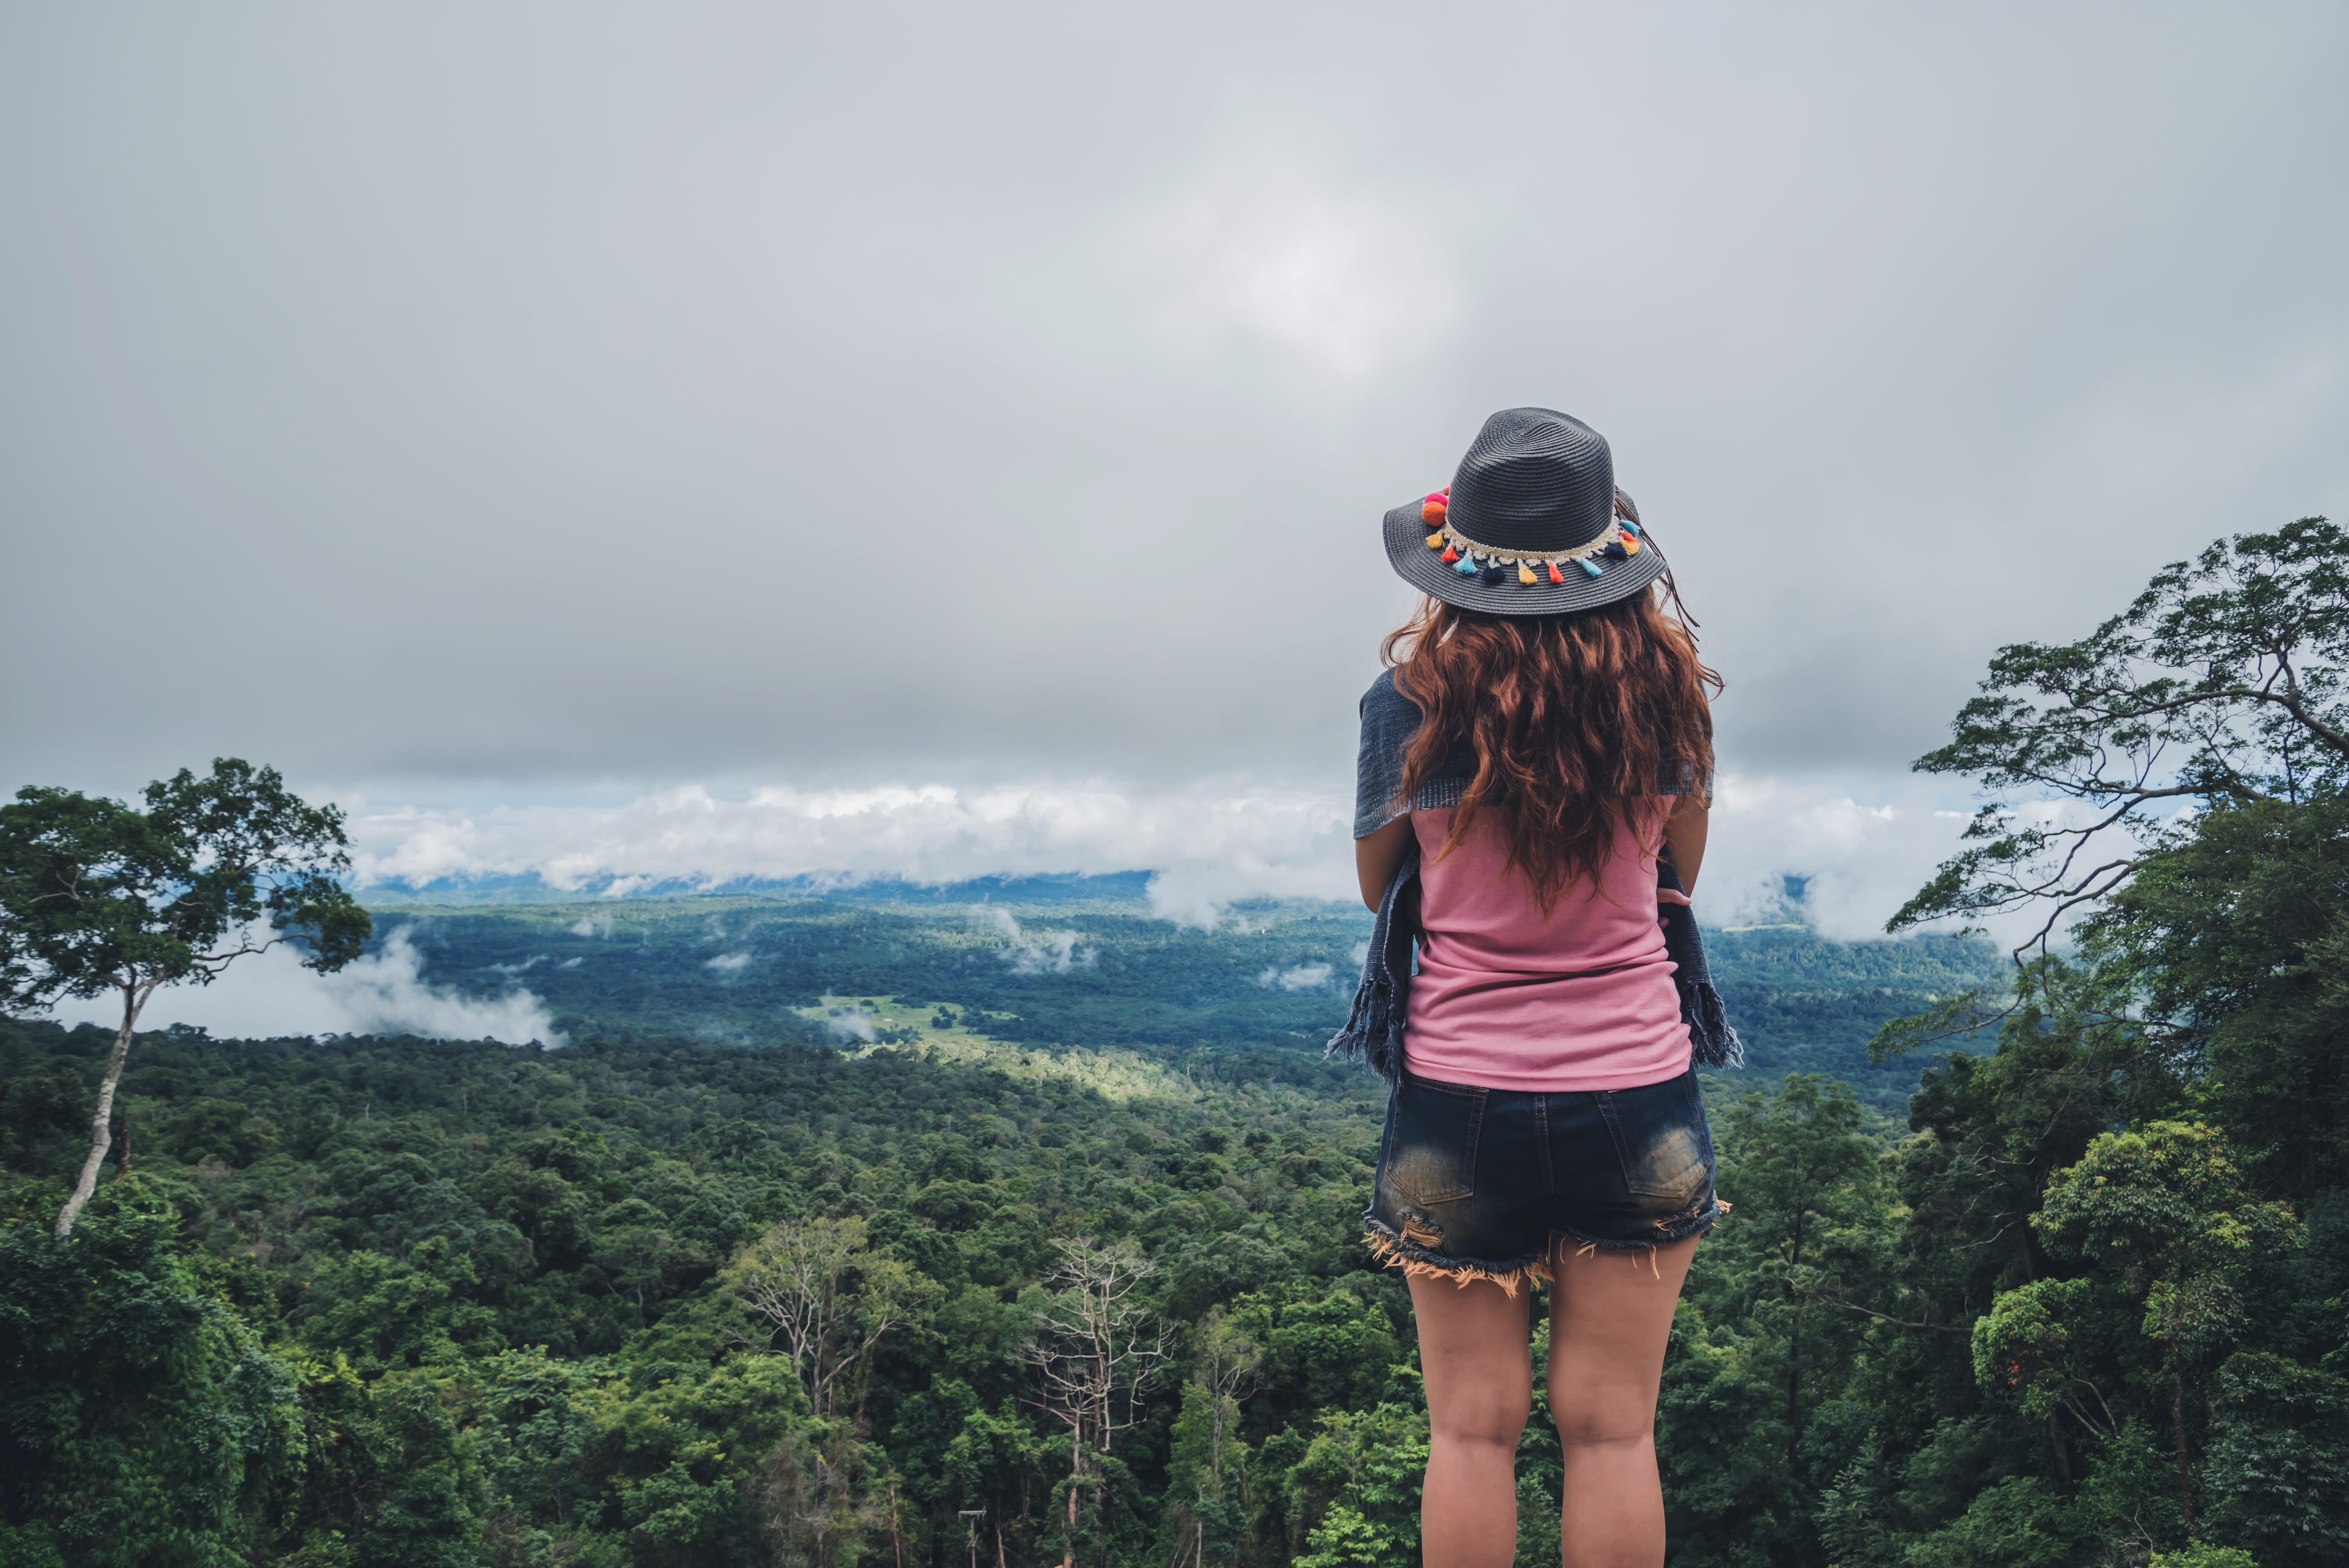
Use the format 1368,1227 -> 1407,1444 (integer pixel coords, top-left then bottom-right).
1382,501 -> 1668,615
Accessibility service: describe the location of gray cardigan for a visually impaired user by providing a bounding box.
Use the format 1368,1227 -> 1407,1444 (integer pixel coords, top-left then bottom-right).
1326,670 -> 1743,1083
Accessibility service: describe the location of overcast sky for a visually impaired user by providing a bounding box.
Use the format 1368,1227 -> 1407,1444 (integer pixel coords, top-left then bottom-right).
7,3 -> 2348,950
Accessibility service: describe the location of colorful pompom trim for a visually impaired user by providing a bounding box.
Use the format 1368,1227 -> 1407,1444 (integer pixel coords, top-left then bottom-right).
1417,491 -> 1652,588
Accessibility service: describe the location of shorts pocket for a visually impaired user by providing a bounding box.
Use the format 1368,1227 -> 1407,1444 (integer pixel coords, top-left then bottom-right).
1599,1071 -> 1711,1203
1380,1075 -> 1486,1206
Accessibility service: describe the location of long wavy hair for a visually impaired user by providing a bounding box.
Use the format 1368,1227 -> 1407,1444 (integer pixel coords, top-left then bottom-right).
1383,584 -> 1720,909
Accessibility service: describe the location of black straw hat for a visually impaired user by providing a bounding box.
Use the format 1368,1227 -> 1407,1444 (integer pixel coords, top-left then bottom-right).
1383,408 -> 1667,615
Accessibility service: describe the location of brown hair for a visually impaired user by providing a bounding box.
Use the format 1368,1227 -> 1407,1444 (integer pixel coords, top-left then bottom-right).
1382,586 -> 1720,910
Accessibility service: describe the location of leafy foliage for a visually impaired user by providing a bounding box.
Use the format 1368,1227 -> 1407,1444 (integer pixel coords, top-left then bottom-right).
1894,515 -> 2349,952
0,758 -> 370,1235
0,759 -> 371,1008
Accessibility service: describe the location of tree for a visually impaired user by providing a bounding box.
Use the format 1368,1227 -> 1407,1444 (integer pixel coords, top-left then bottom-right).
727,1214 -> 925,1421
1167,1307 -> 1263,1568
1713,1075 -> 1889,1483
1021,1237 -> 1173,1568
2201,1351 -> 2349,1567
0,1183 -> 305,1567
2033,1120 -> 2301,1535
1891,516 -> 2349,955
0,759 -> 370,1236
2082,794 -> 2349,1198
1972,1276 -> 2123,1444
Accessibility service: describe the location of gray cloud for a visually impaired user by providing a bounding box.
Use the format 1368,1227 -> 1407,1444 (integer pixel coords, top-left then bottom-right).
4,4 -> 2345,827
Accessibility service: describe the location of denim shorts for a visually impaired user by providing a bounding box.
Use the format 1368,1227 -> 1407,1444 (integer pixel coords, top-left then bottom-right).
1363,1066 -> 1723,1292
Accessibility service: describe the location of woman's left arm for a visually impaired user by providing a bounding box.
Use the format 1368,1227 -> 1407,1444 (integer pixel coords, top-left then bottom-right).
1662,792 -> 1709,896
1355,816 -> 1415,911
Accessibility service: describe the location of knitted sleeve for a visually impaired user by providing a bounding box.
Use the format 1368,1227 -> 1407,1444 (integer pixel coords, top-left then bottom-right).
1355,671 -> 1481,837
1353,671 -> 1421,839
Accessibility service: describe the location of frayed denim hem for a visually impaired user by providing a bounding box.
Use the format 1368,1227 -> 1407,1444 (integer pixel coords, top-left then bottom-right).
1554,1195 -> 1727,1264
1362,1213 -> 1550,1296
1365,1198 -> 1729,1293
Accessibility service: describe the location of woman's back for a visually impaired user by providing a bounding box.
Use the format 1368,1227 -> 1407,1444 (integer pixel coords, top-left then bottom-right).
1405,803 -> 1689,1090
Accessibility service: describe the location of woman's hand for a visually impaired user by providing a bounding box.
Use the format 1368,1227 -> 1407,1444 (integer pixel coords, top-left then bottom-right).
1355,816 -> 1416,911
1661,792 -> 1709,896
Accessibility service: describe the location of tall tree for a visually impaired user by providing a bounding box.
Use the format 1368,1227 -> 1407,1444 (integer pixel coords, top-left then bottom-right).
1713,1076 -> 1888,1484
2034,1120 -> 2300,1535
1168,1307 -> 1262,1568
727,1213 -> 925,1420
0,759 -> 369,1236
1022,1237 -> 1173,1568
1891,516 -> 2349,955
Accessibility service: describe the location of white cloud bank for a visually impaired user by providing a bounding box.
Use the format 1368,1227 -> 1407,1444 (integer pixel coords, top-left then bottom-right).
349,781 -> 1354,929
35,773 -> 2014,1046
339,772 -> 1997,943
46,928 -> 563,1046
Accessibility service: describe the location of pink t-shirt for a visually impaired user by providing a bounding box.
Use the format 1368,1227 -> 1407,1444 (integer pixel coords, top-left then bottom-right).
1402,806 -> 1692,1091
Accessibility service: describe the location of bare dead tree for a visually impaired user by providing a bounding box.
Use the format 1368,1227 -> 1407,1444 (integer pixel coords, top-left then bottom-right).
729,1215 -> 919,1421
1021,1237 -> 1174,1568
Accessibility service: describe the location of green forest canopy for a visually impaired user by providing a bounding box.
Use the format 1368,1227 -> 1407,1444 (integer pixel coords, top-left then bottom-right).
5,518 -> 2349,1568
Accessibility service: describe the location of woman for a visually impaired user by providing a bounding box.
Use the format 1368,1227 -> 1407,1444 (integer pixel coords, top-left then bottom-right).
1330,408 -> 1739,1568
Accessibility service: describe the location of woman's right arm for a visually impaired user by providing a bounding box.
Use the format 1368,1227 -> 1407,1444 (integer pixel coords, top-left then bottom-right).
1356,816 -> 1415,911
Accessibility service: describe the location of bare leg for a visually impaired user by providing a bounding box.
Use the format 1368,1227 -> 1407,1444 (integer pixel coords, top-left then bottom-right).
1547,1237 -> 1698,1568
1408,1272 -> 1533,1568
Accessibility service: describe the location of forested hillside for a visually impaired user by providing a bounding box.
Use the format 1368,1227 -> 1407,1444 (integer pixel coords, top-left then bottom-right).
321,885 -> 2006,1112
8,521 -> 2349,1568
0,890 -> 2008,1567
